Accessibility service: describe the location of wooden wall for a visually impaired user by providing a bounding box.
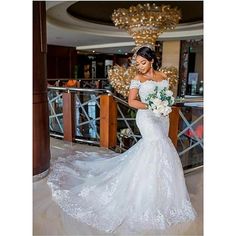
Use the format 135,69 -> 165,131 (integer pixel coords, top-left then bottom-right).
47,45 -> 77,79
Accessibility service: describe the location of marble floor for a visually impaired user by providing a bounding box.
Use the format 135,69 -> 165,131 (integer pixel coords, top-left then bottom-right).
33,138 -> 203,236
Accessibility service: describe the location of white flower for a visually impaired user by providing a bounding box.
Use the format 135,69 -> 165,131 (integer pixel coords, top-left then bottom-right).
170,97 -> 175,105
151,103 -> 157,110
166,90 -> 173,96
153,98 -> 162,106
156,92 -> 161,99
120,128 -> 132,137
156,104 -> 165,113
163,106 -> 172,116
163,100 -> 168,106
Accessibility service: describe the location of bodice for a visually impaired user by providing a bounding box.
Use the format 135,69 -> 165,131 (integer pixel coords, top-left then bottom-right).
129,79 -> 169,103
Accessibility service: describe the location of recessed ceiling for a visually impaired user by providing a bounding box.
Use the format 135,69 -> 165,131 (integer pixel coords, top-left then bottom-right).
67,1 -> 203,26
46,1 -> 203,54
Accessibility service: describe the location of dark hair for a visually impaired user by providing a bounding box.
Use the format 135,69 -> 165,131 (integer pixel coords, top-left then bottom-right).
136,47 -> 159,70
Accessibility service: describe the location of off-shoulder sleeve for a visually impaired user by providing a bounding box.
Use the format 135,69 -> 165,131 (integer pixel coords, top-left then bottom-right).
129,79 -> 141,89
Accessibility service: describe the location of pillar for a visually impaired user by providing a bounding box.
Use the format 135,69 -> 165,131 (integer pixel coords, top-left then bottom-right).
169,106 -> 180,147
33,2 -> 51,176
100,95 -> 117,148
63,92 -> 76,142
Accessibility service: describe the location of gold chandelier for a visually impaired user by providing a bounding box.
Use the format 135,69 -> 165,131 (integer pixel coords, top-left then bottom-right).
112,3 -> 181,50
108,3 -> 181,98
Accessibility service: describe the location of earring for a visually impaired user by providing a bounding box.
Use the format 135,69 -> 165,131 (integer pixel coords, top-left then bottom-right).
151,63 -> 153,68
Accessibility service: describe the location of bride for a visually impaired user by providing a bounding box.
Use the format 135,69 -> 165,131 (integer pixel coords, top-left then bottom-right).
47,46 -> 197,234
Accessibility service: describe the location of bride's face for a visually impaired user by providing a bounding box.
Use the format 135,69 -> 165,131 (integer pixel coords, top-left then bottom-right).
136,55 -> 152,74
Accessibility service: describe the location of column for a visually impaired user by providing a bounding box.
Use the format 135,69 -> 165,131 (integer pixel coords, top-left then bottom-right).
33,2 -> 51,177
63,92 -> 76,142
100,95 -> 117,148
169,106 -> 180,147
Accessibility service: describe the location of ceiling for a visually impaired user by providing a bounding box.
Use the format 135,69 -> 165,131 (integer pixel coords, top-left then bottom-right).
46,1 -> 203,54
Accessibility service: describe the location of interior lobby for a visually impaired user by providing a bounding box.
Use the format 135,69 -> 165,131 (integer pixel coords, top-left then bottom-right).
32,1 -> 204,235
2,1 -> 236,235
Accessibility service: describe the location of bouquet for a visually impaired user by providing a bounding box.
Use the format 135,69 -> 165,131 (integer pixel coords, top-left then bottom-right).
145,87 -> 175,117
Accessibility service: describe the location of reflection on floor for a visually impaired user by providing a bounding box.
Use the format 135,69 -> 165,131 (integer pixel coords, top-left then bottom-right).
33,138 -> 203,236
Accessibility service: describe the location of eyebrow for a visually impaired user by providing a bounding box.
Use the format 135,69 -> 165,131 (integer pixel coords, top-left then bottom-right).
136,60 -> 146,64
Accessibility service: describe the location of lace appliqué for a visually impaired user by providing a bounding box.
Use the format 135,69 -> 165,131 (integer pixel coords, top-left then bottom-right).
126,200 -> 197,232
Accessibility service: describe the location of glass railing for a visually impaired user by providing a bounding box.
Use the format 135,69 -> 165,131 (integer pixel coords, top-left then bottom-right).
74,92 -> 101,144
176,100 -> 203,170
47,85 -> 203,172
48,89 -> 64,136
47,86 -> 112,145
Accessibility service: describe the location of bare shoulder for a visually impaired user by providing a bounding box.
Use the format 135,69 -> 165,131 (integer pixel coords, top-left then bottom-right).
133,74 -> 142,81
155,71 -> 167,80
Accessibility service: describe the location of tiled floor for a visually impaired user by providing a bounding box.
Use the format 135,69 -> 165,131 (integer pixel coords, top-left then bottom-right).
33,138 -> 203,236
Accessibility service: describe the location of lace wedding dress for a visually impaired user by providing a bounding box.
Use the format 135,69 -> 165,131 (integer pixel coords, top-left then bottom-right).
47,79 -> 197,234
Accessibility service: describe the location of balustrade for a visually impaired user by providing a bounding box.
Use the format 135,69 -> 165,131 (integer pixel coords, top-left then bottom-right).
47,86 -> 203,171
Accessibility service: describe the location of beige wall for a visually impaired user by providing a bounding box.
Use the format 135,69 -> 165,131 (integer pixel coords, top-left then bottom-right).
162,41 -> 181,95
162,41 -> 181,69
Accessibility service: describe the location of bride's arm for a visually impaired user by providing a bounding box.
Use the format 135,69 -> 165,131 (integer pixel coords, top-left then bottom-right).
128,88 -> 148,109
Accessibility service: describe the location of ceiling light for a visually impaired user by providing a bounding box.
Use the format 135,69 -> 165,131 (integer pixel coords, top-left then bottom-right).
112,3 -> 181,51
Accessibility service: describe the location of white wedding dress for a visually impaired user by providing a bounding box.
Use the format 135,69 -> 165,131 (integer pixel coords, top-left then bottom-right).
47,79 -> 197,234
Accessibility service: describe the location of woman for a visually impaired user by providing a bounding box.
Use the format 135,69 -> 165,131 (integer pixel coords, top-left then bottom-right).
47,47 -> 197,234
128,46 -> 168,110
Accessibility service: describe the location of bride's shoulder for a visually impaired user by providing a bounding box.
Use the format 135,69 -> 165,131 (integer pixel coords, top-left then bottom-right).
155,71 -> 167,80
133,74 -> 142,82
130,75 -> 142,89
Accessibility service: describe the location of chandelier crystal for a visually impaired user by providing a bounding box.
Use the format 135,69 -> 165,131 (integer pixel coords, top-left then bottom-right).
112,3 -> 181,49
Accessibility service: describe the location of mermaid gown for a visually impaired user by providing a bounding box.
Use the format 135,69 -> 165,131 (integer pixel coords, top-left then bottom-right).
47,79 -> 197,233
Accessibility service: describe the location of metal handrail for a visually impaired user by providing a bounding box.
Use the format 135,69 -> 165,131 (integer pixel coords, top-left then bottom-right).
112,95 -> 129,106
184,165 -> 203,175
175,97 -> 203,104
47,86 -> 113,94
47,78 -> 108,81
48,86 -> 203,104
